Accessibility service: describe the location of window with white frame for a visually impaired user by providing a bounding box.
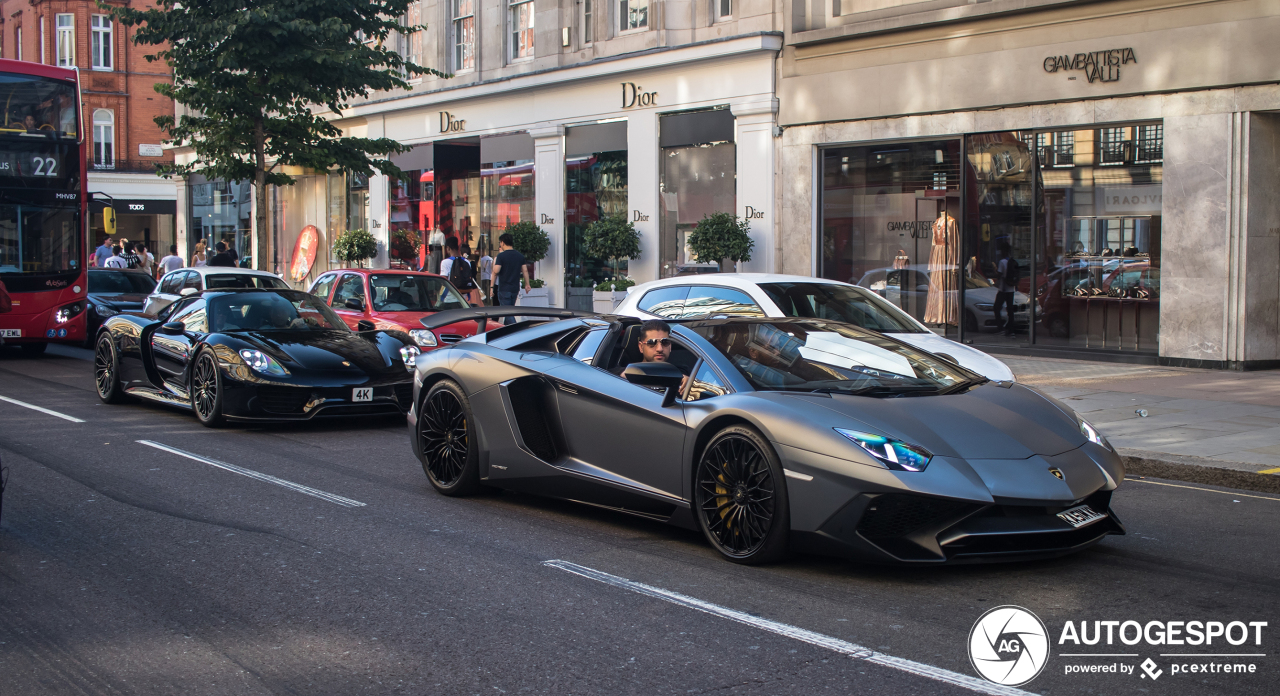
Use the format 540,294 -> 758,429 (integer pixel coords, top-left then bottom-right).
509,0 -> 534,61
583,0 -> 594,43
91,15 -> 112,70
620,0 -> 648,32
16,26 -> 21,61
716,0 -> 731,19
56,14 -> 74,67
452,0 -> 475,72
40,17 -> 46,64
93,109 -> 114,168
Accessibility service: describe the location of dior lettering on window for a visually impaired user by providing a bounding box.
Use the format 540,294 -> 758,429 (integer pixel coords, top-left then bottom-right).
1043,48 -> 1136,83
633,210 -> 649,222
744,206 -> 764,219
540,213 -> 555,225
440,111 -> 466,133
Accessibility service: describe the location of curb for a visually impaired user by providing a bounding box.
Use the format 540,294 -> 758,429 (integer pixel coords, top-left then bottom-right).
1121,451 -> 1280,495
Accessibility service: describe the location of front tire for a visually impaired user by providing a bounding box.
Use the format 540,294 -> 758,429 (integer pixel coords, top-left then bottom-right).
94,334 -> 128,404
190,350 -> 225,428
694,425 -> 789,565
416,379 -> 480,496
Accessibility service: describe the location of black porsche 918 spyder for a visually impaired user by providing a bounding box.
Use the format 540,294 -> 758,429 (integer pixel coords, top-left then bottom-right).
94,289 -> 421,426
406,307 -> 1126,565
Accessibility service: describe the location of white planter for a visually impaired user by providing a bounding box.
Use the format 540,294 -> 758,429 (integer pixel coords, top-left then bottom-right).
517,287 -> 550,308
593,290 -> 628,314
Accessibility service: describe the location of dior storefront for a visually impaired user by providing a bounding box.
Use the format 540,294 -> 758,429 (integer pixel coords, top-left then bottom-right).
779,0 -> 1280,368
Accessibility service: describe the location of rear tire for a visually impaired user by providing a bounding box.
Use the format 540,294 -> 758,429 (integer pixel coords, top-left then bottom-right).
416,379 -> 481,496
21,342 -> 48,355
694,425 -> 789,565
191,350 -> 226,428
94,334 -> 128,404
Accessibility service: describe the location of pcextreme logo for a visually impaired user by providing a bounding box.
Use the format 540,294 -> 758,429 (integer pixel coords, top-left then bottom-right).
968,605 -> 1050,686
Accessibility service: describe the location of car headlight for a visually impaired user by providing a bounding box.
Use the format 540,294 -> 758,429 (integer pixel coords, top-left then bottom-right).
1079,419 -> 1112,451
93,303 -> 119,318
408,329 -> 437,347
834,428 -> 932,472
238,349 -> 289,377
55,301 -> 85,323
399,345 -> 421,371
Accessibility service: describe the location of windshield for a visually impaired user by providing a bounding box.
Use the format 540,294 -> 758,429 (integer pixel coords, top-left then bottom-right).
209,292 -> 348,333
0,74 -> 78,139
369,273 -> 469,312
205,273 -> 289,290
690,320 -> 974,394
89,270 -> 156,294
0,205 -> 80,275
758,282 -> 922,333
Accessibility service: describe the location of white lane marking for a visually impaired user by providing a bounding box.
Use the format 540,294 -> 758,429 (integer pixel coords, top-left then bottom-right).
0,395 -> 86,423
137,440 -> 366,508
783,469 -> 813,482
1132,479 -> 1280,502
543,560 -> 1032,696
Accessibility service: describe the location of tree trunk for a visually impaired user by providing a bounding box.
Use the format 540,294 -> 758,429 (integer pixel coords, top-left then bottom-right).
253,117 -> 269,272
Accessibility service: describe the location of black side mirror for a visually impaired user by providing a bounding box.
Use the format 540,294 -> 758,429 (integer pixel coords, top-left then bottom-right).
345,297 -> 365,311
356,320 -> 376,332
623,361 -> 684,407
160,321 -> 185,335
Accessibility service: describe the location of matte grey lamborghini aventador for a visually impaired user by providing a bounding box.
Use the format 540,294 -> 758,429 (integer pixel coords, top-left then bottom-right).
407,307 -> 1125,565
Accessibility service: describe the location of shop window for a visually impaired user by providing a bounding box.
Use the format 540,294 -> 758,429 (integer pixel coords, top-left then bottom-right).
565,122 -> 628,290
509,0 -> 535,61
55,14 -> 74,67
91,15 -> 112,71
452,0 -> 475,72
620,0 -> 648,32
92,110 -> 114,169
658,110 -> 735,278
189,176 -> 252,266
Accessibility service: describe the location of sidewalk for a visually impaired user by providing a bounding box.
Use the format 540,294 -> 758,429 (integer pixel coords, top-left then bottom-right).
1002,355 -> 1280,493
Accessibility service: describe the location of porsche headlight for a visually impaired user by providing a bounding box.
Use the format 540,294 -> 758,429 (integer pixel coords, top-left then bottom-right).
399,345 -> 421,371
835,428 -> 932,472
238,349 -> 289,377
1079,419 -> 1112,451
408,329 -> 437,347
93,304 -> 119,318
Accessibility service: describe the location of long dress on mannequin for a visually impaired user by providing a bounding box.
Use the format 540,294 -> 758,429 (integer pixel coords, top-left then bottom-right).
427,229 -> 445,274
924,212 -> 959,326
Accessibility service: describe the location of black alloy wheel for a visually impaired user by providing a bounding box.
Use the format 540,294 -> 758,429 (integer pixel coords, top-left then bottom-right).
191,350 -> 225,427
417,379 -> 480,496
694,425 -> 789,564
94,334 -> 127,403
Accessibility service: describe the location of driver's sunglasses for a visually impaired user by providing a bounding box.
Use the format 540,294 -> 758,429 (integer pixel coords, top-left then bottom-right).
642,338 -> 673,348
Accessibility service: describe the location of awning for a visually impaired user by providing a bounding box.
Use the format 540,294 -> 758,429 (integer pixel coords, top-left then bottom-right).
89,198 -> 177,215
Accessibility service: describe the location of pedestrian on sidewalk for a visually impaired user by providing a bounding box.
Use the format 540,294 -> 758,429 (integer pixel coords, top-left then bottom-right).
93,236 -> 114,268
492,233 -> 531,308
208,242 -> 236,268
158,245 -> 184,276
103,245 -> 127,269
478,245 -> 494,306
994,241 -> 1018,337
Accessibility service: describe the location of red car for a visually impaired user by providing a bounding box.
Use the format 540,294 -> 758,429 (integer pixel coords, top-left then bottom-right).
307,268 -> 480,350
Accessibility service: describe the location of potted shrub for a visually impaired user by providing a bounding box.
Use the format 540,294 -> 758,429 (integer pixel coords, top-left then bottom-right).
565,275 -> 594,312
332,228 -> 379,268
509,221 -> 552,307
687,212 -> 754,272
584,215 -> 641,312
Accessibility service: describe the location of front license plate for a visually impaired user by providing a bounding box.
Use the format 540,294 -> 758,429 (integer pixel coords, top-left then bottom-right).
1057,504 -> 1107,528
0,329 -> 20,337
352,387 -> 373,402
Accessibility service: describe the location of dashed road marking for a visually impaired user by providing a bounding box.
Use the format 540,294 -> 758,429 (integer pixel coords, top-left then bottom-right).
137,440 -> 366,508
0,395 -> 85,423
543,559 -> 1033,696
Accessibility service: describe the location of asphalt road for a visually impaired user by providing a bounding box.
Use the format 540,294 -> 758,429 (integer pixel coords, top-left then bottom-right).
1,345 -> 1276,696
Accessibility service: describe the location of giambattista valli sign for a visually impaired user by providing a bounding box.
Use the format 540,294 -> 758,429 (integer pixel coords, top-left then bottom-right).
1043,48 -> 1137,83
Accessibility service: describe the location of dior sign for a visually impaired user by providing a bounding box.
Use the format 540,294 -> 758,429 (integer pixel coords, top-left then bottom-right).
1043,48 -> 1137,83
439,111 -> 466,133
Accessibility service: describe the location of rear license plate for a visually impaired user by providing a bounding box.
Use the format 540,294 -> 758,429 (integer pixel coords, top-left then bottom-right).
1057,504 -> 1107,528
352,387 -> 373,402
1,329 -> 20,337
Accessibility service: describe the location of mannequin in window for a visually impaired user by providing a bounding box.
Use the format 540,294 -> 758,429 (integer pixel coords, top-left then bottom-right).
924,211 -> 959,325
427,227 -> 445,274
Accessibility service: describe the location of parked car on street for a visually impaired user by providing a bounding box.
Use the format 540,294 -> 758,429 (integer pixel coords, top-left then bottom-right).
614,274 -> 1014,381
145,267 -> 289,316
407,307 -> 1124,565
85,268 -> 157,344
94,288 -> 420,427
307,268 -> 481,351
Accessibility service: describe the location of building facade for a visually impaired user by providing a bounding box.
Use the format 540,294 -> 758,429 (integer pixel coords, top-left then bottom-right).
777,0 -> 1280,368
1,0 -> 178,258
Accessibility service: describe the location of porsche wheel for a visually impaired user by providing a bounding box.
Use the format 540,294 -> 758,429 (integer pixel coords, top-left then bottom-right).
94,334 -> 128,404
191,350 -> 225,428
417,379 -> 480,496
695,425 -> 789,564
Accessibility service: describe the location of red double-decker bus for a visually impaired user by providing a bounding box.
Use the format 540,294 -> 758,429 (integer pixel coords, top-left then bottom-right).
0,60 -> 87,354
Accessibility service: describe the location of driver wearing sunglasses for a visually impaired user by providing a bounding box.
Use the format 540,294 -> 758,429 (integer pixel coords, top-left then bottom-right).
637,319 -> 688,391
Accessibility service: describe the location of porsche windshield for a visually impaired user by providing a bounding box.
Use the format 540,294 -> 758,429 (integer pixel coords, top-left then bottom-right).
690,320 -> 975,394
209,292 -> 348,332
369,274 -> 469,312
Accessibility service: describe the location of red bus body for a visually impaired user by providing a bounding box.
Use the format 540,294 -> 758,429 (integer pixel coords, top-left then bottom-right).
0,59 -> 88,349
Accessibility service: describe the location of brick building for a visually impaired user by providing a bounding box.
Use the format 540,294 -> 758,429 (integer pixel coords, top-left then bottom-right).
0,0 -> 177,260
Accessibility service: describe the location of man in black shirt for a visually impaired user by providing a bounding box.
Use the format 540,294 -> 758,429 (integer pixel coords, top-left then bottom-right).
491,233 -> 531,308
208,241 -> 236,267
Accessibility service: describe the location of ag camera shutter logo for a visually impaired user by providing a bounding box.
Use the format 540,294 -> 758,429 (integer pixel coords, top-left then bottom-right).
969,605 -> 1050,686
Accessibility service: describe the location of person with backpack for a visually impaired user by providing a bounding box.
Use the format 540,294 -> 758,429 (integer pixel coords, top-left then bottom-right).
440,239 -> 479,306
994,241 -> 1019,337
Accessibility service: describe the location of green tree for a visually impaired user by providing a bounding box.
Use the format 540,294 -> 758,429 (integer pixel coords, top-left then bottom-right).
687,212 -> 754,272
108,1 -> 443,270
332,229 -> 378,268
583,215 -> 641,280
507,221 -> 550,264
